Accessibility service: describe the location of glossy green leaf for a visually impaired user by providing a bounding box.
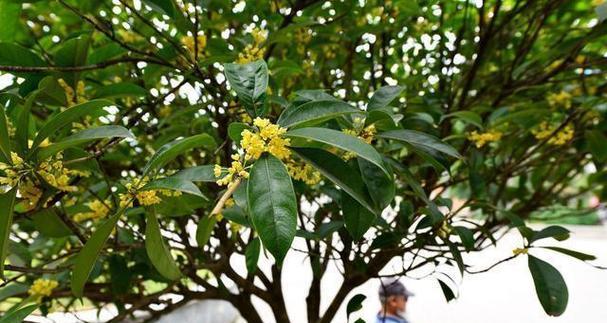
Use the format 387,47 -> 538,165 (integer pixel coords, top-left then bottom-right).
92,82 -> 147,99
292,147 -> 376,214
145,210 -> 182,280
442,111 -> 483,129
378,129 -> 461,159
367,85 -> 403,111
172,165 -> 221,182
540,246 -> 596,261
247,154 -> 297,264
586,130 -> 607,162
142,177 -> 205,198
346,293 -> 367,320
0,187 -> 17,278
438,279 -> 456,302
72,209 -> 122,297
342,192 -> 375,241
278,100 -> 360,128
32,99 -> 113,150
0,104 -> 12,163
224,60 -> 268,117
31,208 -> 72,238
143,134 -> 216,175
196,215 -> 217,248
0,304 -> 38,323
228,122 -> 252,144
245,237 -> 261,275
528,255 -> 569,316
529,226 -> 570,243
358,158 -> 394,210
286,127 -> 390,178
0,2 -> 21,42
453,226 -> 474,252
37,125 -> 134,160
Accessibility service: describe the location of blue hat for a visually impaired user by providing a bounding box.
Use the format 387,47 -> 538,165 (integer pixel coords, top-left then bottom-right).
378,279 -> 414,301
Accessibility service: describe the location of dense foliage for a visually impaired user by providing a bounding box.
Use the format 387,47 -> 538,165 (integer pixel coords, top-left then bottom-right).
0,0 -> 606,322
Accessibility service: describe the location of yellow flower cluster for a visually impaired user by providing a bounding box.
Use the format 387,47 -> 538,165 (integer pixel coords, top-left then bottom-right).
295,28 -> 312,54
532,122 -> 574,146
181,34 -> 207,59
236,28 -> 267,64
468,130 -> 503,148
58,78 -> 86,107
117,29 -> 142,43
512,247 -> 528,255
214,154 -> 250,186
437,222 -> 452,239
38,155 -> 80,192
74,200 -> 111,223
119,177 -> 180,207
28,278 -> 58,299
343,121 -> 377,159
286,159 -> 321,185
20,180 -> 43,210
0,152 -> 26,188
158,106 -> 172,118
241,118 -> 291,160
546,91 -> 572,110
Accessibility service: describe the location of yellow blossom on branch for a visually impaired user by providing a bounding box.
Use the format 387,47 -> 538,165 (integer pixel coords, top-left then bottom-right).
241,118 -> 290,161
28,278 -> 58,299
286,158 -> 321,185
546,91 -> 572,110
532,122 -> 574,146
215,155 -> 250,186
181,33 -> 207,59
468,130 -> 503,148
74,199 -> 111,222
236,28 -> 267,64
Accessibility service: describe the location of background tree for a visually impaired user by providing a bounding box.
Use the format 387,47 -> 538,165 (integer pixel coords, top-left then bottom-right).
0,0 -> 606,322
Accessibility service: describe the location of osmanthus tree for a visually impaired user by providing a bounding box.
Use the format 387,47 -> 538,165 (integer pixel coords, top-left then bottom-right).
0,0 -> 606,322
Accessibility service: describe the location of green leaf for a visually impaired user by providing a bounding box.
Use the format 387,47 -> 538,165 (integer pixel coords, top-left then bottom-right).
71,209 -> 123,297
143,134 -> 216,175
172,165 -> 219,182
92,82 -> 147,99
292,147 -> 376,214
0,187 -> 17,278
358,158 -> 394,210
31,208 -> 72,238
0,304 -> 38,323
346,294 -> 367,320
224,60 -> 268,117
15,91 -> 40,155
196,215 -> 217,248
453,226 -> 474,252
277,100 -> 360,128
37,125 -> 134,160
529,225 -> 570,243
539,246 -> 596,261
442,111 -> 483,129
0,2 -> 21,42
438,279 -> 456,302
378,129 -> 461,159
528,255 -> 569,316
342,192 -> 375,241
0,43 -> 45,70
247,154 -> 297,264
145,210 -> 182,280
32,99 -> 113,150
0,283 -> 28,302
0,104 -> 12,163
367,85 -> 403,111
285,127 -> 391,178
245,237 -> 261,275
142,177 -> 205,198
586,130 -> 607,162
228,122 -> 253,145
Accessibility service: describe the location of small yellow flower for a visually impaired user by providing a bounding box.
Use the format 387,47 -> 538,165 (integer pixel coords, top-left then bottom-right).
343,123 -> 377,159
241,118 -> 290,161
532,122 -> 574,146
437,222 -> 452,239
158,106 -> 172,118
74,199 -> 111,222
236,28 -> 267,64
216,160 -> 249,186
512,248 -> 528,255
286,158 -> 321,185
136,190 -> 162,206
468,130 -> 503,148
28,278 -> 58,299
546,91 -> 572,110
181,34 -> 207,59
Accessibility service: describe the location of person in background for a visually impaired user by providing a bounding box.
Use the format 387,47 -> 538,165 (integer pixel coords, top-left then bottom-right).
376,279 -> 414,323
